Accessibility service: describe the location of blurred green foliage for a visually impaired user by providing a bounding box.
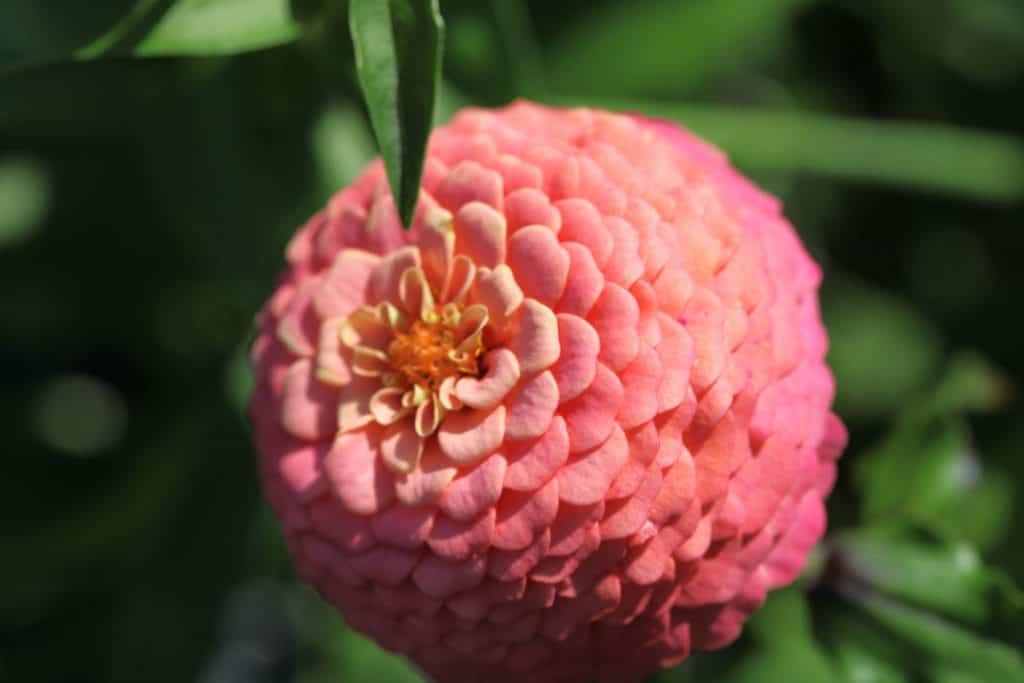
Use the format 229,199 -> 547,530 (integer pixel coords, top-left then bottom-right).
1,1 -> 1022,682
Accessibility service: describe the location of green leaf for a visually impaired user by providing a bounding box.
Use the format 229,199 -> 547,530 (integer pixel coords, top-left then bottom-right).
349,0 -> 444,228
547,0 -> 814,97
715,588 -> 842,683
836,529 -> 997,624
845,591 -> 1024,682
0,156 -> 50,249
822,277 -> 943,418
549,99 -> 1024,202
821,609 -> 911,683
77,0 -> 302,59
312,103 -> 377,200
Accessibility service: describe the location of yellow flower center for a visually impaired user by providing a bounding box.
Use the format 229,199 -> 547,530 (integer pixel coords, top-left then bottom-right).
386,305 -> 483,392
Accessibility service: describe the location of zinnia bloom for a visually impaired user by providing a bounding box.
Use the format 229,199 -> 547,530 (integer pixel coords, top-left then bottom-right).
250,102 -> 846,682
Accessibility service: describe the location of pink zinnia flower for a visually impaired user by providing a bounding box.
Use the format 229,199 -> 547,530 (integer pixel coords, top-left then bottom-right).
250,102 -> 846,682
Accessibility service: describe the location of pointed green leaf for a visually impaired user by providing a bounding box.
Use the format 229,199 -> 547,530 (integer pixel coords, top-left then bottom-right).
349,0 -> 444,228
846,591 -> 1024,683
836,529 -> 997,624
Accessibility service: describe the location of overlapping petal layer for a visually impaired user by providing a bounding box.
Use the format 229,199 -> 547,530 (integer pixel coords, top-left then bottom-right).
251,102 -> 846,683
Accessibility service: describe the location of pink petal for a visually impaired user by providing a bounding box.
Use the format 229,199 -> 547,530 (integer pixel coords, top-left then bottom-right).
504,416 -> 570,492
370,504 -> 436,549
308,497 -> 374,553
379,421 -> 424,473
337,375 -> 379,433
548,501 -> 604,556
556,198 -> 612,268
437,405 -> 506,465
682,287 -> 726,394
492,477 -> 560,550
615,343 -> 662,430
557,423 -> 629,506
507,299 -> 559,376
418,215 -> 455,294
325,429 -> 396,515
655,313 -> 694,413
276,278 -> 320,357
550,314 -> 599,404
427,508 -> 496,561
348,545 -> 420,586
505,370 -> 559,441
315,316 -> 351,386
369,246 -> 421,305
369,387 -> 411,425
602,217 -> 644,288
562,363 -> 624,453
281,359 -> 338,441
455,348 -> 520,409
488,528 -> 552,581
588,283 -> 640,372
394,439 -> 458,506
648,449 -> 696,525
472,264 -> 523,330
507,226 -> 569,306
505,188 -> 561,233
454,201 -> 507,268
435,160 -> 504,213
314,248 -> 380,319
439,452 -> 507,521
600,464 -> 662,540
557,242 -> 605,318
276,442 -> 328,501
413,554 -> 488,599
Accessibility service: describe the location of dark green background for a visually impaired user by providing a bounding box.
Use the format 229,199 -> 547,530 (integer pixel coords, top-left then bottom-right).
1,1 -> 1022,681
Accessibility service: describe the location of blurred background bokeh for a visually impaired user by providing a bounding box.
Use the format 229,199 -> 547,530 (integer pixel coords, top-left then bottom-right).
2,1 -> 1023,681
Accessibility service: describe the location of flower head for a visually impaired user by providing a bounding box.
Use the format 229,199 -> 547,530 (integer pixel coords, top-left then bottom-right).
251,102 -> 846,683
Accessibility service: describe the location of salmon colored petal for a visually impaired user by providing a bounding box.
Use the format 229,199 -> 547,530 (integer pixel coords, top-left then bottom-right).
308,497 -> 374,553
325,429 -> 395,515
455,348 -> 520,409
369,387 -> 412,426
276,278 -> 319,357
412,553 -> 487,599
337,375 -> 378,433
427,508 -> 496,561
315,316 -> 351,386
556,198 -> 613,268
314,248 -> 380,319
492,477 -> 560,550
562,363 -> 624,453
281,358 -> 338,441
557,424 -> 629,506
507,226 -> 569,305
437,405 -> 506,465
616,343 -> 662,430
504,416 -> 570,492
505,187 -> 561,233
394,439 -> 458,506
369,245 -> 421,305
379,421 -> 424,473
550,314 -> 599,404
588,283 -> 640,372
418,213 -> 455,293
455,201 -> 507,268
602,217 -> 645,288
439,452 -> 507,521
557,242 -> 605,318
435,160 -> 504,213
488,528 -> 552,581
505,370 -> 559,441
507,299 -> 559,376
473,264 -> 524,330
370,504 -> 436,550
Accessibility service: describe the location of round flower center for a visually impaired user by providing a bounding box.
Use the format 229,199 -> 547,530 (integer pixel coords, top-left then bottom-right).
386,305 -> 483,392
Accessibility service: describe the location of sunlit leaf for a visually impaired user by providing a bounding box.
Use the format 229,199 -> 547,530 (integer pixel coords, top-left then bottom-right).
349,0 -> 444,227
77,0 -> 302,58
0,156 -> 50,248
312,103 -> 377,200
